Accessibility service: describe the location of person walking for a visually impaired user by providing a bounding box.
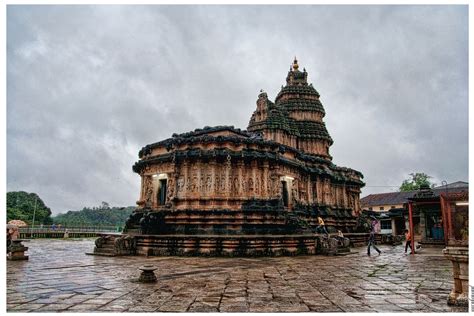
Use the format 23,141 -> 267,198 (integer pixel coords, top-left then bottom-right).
367,217 -> 381,256
404,229 -> 412,254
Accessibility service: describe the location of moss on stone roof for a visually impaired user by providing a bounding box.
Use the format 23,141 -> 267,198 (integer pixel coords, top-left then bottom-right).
275,85 -> 320,100
248,66 -> 334,146
277,99 -> 325,114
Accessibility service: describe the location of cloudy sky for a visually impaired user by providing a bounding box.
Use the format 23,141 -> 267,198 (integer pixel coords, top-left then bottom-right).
7,5 -> 468,214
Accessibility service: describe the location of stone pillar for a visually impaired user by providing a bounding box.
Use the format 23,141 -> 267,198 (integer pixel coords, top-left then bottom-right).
443,246 -> 469,306
391,218 -> 397,236
419,210 -> 426,241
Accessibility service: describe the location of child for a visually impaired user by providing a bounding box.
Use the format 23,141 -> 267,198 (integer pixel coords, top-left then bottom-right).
404,229 -> 412,253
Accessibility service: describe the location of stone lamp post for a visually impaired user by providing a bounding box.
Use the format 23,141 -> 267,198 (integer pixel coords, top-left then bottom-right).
440,191 -> 469,306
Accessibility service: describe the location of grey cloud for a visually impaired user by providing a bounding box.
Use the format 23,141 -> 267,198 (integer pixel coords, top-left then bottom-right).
7,5 -> 468,213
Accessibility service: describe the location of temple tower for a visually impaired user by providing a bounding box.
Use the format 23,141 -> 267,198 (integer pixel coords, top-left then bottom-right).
248,58 -> 333,159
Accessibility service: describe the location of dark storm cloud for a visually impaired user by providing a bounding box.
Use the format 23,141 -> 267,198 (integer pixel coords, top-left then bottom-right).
7,5 -> 468,214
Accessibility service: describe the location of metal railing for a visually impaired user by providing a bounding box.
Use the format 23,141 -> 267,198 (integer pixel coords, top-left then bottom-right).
18,225 -> 120,234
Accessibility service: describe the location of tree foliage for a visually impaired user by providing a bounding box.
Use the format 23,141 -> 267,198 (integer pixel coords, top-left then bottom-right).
399,173 -> 434,192
7,191 -> 53,225
52,204 -> 134,227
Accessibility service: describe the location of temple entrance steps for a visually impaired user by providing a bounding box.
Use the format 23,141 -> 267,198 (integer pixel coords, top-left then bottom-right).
87,234 -> 117,256
87,233 -> 137,257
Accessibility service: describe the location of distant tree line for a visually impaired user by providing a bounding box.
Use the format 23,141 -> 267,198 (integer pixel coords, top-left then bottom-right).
7,192 -> 134,227
53,202 -> 135,227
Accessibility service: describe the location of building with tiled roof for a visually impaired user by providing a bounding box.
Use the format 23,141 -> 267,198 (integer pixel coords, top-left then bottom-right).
361,181 -> 468,211
360,181 -> 468,243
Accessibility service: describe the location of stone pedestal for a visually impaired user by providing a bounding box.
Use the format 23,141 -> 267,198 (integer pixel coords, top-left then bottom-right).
7,240 -> 29,261
138,265 -> 157,283
443,246 -> 469,306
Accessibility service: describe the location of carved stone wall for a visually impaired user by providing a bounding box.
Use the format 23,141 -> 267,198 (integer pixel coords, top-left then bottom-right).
137,153 -> 361,214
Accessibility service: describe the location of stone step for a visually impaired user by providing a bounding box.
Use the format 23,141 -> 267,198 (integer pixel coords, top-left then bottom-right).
99,245 -> 115,250
86,251 -> 116,257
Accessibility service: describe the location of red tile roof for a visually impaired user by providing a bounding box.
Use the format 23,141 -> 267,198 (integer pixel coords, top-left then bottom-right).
361,182 -> 468,207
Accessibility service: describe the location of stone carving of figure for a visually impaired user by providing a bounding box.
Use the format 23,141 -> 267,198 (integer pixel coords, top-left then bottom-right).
324,180 -> 331,204
248,178 -> 254,192
199,176 -> 204,192
144,177 -> 153,207
206,176 -> 212,192
255,178 -> 260,195
177,178 -> 184,192
139,216 -> 147,234
191,176 -> 198,192
220,176 -> 226,191
291,187 -> 298,204
167,178 -> 174,201
186,177 -> 191,192
349,194 -> 354,208
233,177 -> 239,193
215,176 -> 220,193
271,177 -> 279,196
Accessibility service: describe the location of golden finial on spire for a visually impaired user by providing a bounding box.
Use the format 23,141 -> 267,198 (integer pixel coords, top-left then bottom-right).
292,57 -> 299,71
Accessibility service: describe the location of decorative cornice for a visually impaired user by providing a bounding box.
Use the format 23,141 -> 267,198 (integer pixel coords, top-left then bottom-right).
134,146 -> 364,186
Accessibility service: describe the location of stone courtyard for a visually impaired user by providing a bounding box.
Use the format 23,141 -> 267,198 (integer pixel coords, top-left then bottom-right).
6,239 -> 468,313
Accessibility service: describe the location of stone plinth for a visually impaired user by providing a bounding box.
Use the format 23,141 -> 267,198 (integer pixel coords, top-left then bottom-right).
136,234 -> 318,257
443,246 -> 469,306
7,239 -> 29,261
138,265 -> 157,283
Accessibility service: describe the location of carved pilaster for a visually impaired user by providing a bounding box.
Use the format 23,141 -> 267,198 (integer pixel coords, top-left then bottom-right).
140,176 -> 145,201
183,161 -> 189,194
238,161 -> 244,196
168,173 -> 175,201
197,162 -> 203,194
210,161 -> 216,196
144,176 -> 153,208
225,154 -> 231,195
262,161 -> 269,198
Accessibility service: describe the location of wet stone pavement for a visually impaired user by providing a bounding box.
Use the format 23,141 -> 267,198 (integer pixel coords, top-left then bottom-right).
6,239 -> 468,313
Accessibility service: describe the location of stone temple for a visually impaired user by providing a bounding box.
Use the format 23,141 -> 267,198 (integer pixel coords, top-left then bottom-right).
93,59 -> 364,257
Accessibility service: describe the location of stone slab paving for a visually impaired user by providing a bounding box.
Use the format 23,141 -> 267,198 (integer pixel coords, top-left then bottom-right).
6,239 -> 469,313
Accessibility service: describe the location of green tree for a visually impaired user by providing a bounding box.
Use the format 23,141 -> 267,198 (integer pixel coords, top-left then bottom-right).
6,191 -> 53,225
52,204 -> 134,227
399,173 -> 434,192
